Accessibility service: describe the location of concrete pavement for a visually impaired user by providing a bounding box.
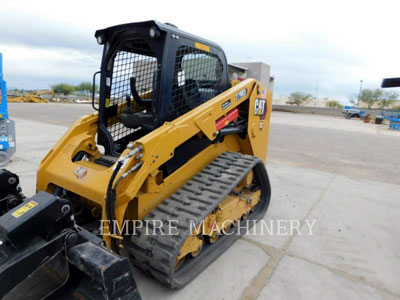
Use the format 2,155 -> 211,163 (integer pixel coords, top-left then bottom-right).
269,112 -> 400,185
4,108 -> 400,300
8,102 -> 93,126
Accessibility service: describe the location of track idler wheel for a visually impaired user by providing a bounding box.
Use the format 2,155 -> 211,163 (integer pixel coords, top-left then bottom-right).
129,152 -> 271,289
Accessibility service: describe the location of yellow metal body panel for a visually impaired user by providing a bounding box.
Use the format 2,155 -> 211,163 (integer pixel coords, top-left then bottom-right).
36,79 -> 272,245
131,134 -> 241,221
177,182 -> 261,262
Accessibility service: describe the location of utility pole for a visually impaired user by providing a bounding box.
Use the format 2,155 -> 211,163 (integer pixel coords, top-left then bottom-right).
357,80 -> 363,108
315,80 -> 319,107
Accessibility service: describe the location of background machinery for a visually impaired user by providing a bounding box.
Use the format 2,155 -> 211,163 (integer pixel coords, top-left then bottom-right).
381,77 -> 400,130
8,89 -> 52,103
0,53 -> 16,166
0,21 -> 272,299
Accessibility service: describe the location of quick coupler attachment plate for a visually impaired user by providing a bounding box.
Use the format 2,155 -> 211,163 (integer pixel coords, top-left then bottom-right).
0,191 -> 72,250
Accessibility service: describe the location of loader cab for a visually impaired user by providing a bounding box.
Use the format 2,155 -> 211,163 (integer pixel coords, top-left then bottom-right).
95,21 -> 231,156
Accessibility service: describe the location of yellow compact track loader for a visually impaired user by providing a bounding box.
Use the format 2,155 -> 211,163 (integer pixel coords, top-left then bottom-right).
0,21 -> 272,299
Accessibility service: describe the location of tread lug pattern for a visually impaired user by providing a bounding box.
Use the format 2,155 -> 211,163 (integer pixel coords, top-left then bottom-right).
129,151 -> 265,288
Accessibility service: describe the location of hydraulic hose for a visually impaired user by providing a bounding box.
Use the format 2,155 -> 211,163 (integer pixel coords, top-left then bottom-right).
105,146 -> 142,253
106,160 -> 123,253
110,162 -> 143,233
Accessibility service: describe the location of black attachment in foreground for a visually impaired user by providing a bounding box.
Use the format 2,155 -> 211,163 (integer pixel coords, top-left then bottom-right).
0,190 -> 141,300
381,77 -> 400,88
0,169 -> 24,216
0,191 -> 72,249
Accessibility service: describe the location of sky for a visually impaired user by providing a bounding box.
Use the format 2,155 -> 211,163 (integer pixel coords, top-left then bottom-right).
1,0 -> 400,103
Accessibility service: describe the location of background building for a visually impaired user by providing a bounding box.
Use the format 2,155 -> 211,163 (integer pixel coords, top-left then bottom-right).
272,95 -> 331,107
228,62 -> 274,92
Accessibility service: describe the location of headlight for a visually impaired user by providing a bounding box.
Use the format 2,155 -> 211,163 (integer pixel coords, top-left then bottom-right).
149,27 -> 160,38
97,36 -> 104,45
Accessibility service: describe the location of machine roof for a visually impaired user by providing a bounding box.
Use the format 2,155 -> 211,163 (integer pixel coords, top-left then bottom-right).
95,20 -> 222,50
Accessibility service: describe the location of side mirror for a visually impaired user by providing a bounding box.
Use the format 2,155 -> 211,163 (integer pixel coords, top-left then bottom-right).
381,77 -> 400,88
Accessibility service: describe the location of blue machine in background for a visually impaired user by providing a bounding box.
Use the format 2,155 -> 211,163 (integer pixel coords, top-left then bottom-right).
0,53 -> 16,166
381,77 -> 400,131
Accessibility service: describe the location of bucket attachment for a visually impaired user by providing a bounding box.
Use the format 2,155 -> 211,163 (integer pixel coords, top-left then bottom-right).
0,191 -> 141,300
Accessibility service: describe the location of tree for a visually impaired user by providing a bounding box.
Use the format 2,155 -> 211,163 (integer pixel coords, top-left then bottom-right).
76,82 -> 99,94
379,90 -> 398,109
347,93 -> 358,106
326,100 -> 343,108
51,83 -> 75,95
359,88 -> 398,109
76,82 -> 92,92
287,92 -> 313,106
359,88 -> 382,109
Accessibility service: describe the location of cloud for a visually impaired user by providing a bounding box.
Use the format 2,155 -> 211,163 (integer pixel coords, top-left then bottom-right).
1,0 -> 400,103
0,11 -> 102,89
1,45 -> 102,89
223,34 -> 367,100
0,10 -> 98,52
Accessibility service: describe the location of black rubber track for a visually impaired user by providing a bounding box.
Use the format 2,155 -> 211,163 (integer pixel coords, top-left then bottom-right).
129,151 -> 271,288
